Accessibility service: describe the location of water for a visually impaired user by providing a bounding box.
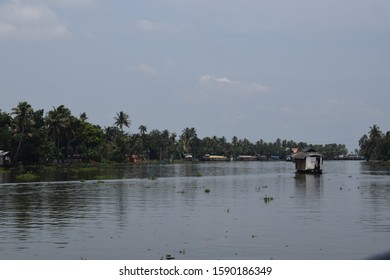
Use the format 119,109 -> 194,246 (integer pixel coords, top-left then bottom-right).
0,161 -> 389,260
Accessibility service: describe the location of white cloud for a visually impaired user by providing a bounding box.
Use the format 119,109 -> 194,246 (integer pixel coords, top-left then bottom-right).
0,1 -> 68,39
50,0 -> 96,7
134,20 -> 157,31
29,0 -> 96,8
134,19 -> 192,33
199,75 -> 269,95
137,63 -> 158,76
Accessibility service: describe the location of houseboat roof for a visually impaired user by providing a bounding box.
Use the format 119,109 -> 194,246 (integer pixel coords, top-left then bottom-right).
292,148 -> 323,160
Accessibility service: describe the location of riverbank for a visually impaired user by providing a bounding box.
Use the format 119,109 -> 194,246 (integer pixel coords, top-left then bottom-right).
0,160 -> 194,184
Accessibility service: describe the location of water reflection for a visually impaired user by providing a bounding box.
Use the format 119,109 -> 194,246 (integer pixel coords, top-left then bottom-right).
354,161 -> 390,230
1,161 -> 390,259
294,174 -> 323,204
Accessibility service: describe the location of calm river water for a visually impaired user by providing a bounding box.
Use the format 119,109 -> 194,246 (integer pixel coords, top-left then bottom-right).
1,161 -> 389,260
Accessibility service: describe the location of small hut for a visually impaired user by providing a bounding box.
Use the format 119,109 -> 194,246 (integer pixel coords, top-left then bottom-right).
292,148 -> 323,174
0,150 -> 11,167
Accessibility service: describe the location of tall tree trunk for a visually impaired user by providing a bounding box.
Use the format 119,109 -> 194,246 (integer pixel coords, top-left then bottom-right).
14,125 -> 25,164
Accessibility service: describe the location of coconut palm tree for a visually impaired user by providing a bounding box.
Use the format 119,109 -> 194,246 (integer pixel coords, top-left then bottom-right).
359,125 -> 383,161
138,125 -> 147,136
114,111 -> 130,132
11,101 -> 34,162
45,105 -> 71,162
180,127 -> 197,154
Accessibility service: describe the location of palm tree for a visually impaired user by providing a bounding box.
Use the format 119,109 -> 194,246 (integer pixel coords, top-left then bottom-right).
12,101 -> 33,162
137,125 -> 148,159
138,125 -> 147,136
45,105 -> 71,162
180,127 -> 197,154
114,111 -> 130,132
359,125 -> 383,161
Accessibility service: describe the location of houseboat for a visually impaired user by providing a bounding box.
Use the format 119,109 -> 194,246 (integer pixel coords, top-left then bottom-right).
292,148 -> 323,174
236,155 -> 257,161
200,154 -> 229,161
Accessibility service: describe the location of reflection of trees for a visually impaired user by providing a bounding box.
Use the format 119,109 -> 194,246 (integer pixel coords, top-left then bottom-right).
360,182 -> 390,233
2,183 -> 105,241
114,182 -> 129,228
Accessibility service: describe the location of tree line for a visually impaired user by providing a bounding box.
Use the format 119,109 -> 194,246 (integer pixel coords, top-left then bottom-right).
359,125 -> 390,161
1,101 -> 350,165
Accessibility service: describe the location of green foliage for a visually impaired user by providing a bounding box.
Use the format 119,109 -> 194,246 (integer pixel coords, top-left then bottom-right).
359,125 -> 390,161
1,101 -> 356,166
16,171 -> 39,182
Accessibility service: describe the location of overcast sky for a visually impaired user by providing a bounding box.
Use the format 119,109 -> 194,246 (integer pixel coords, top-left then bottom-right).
1,0 -> 389,151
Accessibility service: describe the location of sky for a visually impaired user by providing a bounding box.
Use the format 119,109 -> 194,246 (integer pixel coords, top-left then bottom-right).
1,0 -> 390,152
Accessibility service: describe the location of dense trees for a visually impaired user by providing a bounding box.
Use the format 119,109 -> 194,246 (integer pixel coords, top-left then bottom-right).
359,125 -> 390,161
0,102 -> 354,166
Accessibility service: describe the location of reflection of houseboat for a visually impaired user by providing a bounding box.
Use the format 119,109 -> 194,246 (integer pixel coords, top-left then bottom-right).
200,154 -> 229,161
0,150 -> 12,167
292,148 -> 323,174
236,155 -> 257,161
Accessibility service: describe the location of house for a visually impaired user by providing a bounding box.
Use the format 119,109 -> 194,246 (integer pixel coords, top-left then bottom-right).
0,150 -> 11,167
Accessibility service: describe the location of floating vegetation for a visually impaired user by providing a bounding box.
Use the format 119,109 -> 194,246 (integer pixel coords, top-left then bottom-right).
79,166 -> 98,172
165,254 -> 175,260
263,195 -> 274,204
195,171 -> 203,177
178,249 -> 186,255
204,188 -> 211,193
94,175 -> 113,180
16,171 -> 39,182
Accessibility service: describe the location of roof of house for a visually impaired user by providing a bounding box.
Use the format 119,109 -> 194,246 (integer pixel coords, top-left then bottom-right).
0,150 -> 10,156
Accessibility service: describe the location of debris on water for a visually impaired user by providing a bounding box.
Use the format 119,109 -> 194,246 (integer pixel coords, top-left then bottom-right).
165,254 -> 175,260
204,188 -> 211,193
263,195 -> 274,203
